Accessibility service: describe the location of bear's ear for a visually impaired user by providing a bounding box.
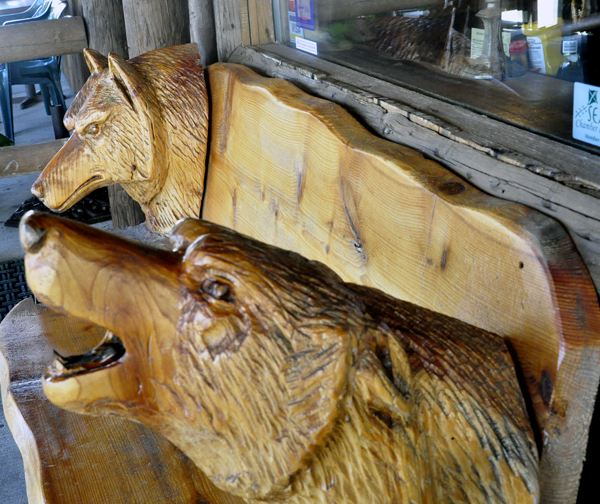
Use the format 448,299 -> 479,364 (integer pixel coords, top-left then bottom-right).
170,219 -> 230,252
84,48 -> 108,74
107,53 -> 146,112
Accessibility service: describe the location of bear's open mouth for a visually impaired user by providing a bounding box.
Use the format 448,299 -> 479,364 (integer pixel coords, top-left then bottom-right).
48,331 -> 126,380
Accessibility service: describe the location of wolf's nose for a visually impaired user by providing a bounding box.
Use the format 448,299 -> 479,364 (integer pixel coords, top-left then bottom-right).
19,210 -> 47,252
31,179 -> 44,199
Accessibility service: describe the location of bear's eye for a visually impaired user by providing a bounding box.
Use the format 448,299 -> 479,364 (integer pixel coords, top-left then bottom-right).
85,123 -> 100,136
201,278 -> 233,302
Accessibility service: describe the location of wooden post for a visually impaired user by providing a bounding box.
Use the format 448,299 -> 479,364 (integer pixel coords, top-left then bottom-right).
213,0 -> 246,62
0,18 -> 87,63
61,0 -> 90,94
189,0 -> 218,66
79,0 -> 145,229
121,0 -> 190,57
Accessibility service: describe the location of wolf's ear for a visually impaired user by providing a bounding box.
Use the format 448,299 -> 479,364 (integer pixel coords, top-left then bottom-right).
108,53 -> 146,112
84,49 -> 108,74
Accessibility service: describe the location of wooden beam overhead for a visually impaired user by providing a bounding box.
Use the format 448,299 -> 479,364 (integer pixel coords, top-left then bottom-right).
0,17 -> 87,64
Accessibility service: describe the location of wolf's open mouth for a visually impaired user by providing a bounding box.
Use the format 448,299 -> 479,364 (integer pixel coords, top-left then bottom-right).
55,175 -> 104,212
48,331 -> 126,380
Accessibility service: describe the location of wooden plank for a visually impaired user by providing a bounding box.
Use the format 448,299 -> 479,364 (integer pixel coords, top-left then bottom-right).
213,0 -> 245,62
229,46 -> 600,294
203,63 -> 600,504
121,0 -> 189,58
238,0 -> 251,46
0,299 -> 245,504
189,0 -> 218,66
0,140 -> 66,179
247,0 -> 275,45
0,17 -> 87,64
57,0 -> 90,94
247,44 -> 600,193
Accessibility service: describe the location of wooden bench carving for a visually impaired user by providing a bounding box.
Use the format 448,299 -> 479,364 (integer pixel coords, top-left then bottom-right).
21,211 -> 539,503
0,45 -> 598,504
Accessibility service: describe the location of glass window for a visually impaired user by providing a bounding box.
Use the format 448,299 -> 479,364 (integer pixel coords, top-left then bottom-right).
275,0 -> 600,153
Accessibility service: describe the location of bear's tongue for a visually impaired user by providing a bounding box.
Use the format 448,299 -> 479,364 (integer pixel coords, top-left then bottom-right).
48,331 -> 126,380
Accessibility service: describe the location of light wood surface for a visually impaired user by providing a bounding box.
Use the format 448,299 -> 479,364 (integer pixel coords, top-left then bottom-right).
203,62 -> 600,504
32,44 -> 209,233
0,140 -> 66,179
20,213 -> 539,503
0,17 -> 87,64
0,298 -> 244,504
229,45 -> 600,304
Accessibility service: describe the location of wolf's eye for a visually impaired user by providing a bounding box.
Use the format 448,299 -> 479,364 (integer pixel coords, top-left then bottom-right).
85,124 -> 100,136
201,279 -> 233,302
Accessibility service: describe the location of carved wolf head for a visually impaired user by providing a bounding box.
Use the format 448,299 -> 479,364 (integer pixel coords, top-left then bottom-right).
21,212 -> 539,503
32,44 -> 209,232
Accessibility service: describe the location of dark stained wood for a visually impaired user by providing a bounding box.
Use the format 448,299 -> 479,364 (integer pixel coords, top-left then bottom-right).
21,212 -> 539,503
0,299 -> 244,504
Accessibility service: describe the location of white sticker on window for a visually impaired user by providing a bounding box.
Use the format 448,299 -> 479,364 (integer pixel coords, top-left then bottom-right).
573,82 -> 600,147
527,36 -> 546,74
295,37 -> 317,55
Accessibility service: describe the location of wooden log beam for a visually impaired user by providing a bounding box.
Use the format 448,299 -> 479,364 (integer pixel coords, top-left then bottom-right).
0,140 -> 66,179
189,0 -> 218,66
0,17 -> 87,64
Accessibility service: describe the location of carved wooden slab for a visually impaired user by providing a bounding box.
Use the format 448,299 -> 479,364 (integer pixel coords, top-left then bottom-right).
20,211 -> 538,503
31,44 -> 209,233
0,298 -> 243,504
203,63 -> 600,503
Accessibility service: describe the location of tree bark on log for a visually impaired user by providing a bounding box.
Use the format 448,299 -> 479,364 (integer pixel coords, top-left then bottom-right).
189,0 -> 218,66
80,0 -> 146,229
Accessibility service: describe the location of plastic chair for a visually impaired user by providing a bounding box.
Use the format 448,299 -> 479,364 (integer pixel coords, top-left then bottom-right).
0,1 -> 66,142
0,0 -> 47,24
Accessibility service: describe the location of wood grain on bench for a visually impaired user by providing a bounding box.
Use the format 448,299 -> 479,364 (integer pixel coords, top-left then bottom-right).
203,63 -> 600,504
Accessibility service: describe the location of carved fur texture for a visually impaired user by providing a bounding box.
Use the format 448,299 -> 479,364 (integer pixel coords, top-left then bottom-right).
32,44 -> 209,232
22,213 -> 539,503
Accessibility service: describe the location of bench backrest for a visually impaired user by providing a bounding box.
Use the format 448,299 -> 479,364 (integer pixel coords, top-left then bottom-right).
202,62 -> 600,504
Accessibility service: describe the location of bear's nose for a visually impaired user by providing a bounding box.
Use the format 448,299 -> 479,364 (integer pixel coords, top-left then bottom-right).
31,178 -> 44,199
19,210 -> 47,253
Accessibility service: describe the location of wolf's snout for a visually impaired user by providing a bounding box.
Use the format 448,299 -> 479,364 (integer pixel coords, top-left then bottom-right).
32,178 -> 44,199
19,210 -> 47,253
